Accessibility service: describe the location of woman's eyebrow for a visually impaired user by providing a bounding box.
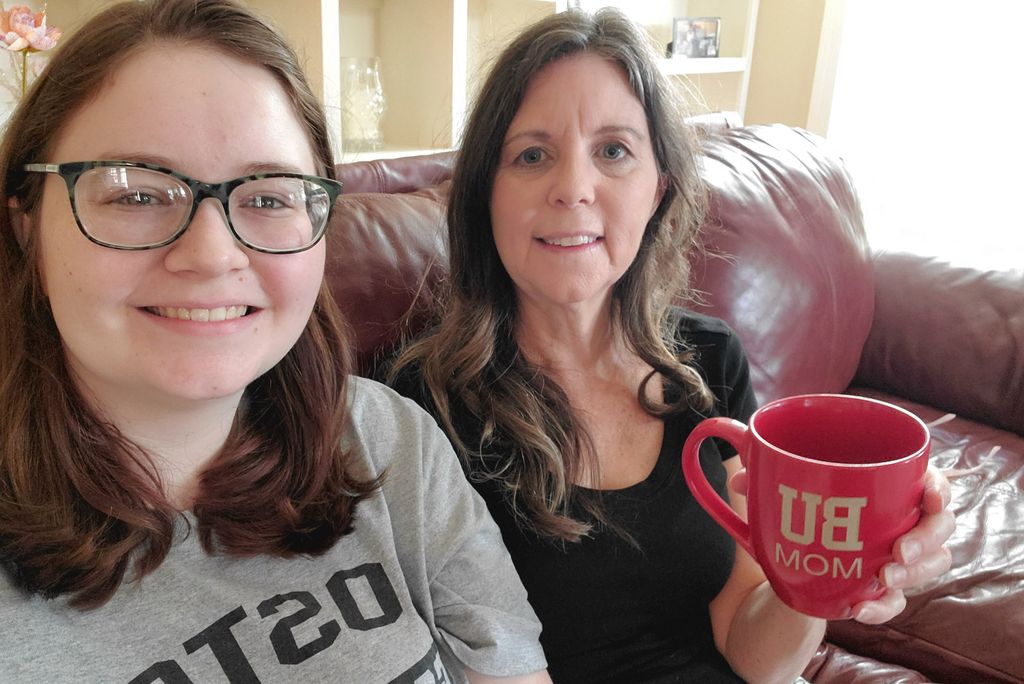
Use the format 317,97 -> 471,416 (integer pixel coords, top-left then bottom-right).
89,154 -> 306,177
503,130 -> 551,148
94,151 -> 175,167
242,162 -> 307,175
594,124 -> 645,140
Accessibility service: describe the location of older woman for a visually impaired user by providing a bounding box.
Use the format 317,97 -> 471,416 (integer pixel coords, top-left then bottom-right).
388,8 -> 954,683
0,1 -> 550,682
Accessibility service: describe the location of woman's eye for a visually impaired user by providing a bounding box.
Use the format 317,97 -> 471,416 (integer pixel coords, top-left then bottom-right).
246,195 -> 287,210
516,147 -> 546,165
112,190 -> 162,206
601,143 -> 627,160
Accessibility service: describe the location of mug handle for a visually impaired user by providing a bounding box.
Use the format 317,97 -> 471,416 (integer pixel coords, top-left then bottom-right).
681,417 -> 756,557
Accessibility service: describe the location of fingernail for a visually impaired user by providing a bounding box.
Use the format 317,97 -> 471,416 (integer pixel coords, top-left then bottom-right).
855,605 -> 879,623
884,565 -> 908,587
901,540 -> 922,563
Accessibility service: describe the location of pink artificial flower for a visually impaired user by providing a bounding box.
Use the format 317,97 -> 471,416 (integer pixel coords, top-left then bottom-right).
1,5 -> 61,52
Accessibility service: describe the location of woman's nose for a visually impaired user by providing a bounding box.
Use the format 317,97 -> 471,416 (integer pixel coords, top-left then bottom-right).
547,152 -> 596,208
162,198 -> 250,275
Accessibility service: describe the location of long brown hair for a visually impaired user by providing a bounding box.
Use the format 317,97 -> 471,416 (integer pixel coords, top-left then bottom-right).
0,0 -> 378,609
390,8 -> 714,541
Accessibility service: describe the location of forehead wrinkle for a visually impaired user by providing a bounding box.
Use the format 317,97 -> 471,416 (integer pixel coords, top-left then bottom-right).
506,72 -> 645,136
503,121 -> 647,151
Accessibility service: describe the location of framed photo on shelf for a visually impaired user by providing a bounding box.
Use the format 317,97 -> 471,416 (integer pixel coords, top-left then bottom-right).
671,17 -> 721,58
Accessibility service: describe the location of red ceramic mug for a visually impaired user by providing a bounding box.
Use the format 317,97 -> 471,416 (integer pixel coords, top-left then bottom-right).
682,393 -> 930,619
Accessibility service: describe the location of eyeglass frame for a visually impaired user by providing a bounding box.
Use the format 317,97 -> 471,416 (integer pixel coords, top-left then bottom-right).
23,160 -> 344,254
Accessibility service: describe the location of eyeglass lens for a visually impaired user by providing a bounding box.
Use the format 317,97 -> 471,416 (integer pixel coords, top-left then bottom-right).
73,166 -> 331,251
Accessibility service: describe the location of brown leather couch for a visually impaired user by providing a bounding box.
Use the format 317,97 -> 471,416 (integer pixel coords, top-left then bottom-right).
326,123 -> 1024,683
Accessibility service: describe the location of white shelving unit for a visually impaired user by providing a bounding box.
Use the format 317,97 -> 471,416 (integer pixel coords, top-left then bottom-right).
571,0 -> 761,118
43,0 -> 757,161
662,56 -> 747,75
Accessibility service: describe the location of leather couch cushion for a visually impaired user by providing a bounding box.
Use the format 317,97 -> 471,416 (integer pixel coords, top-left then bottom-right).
804,642 -> 929,683
325,184 -> 448,373
690,125 -> 875,404
856,252 -> 1024,435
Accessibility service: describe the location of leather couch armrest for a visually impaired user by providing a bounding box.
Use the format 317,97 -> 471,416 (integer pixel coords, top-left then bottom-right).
335,151 -> 455,194
854,252 -> 1024,434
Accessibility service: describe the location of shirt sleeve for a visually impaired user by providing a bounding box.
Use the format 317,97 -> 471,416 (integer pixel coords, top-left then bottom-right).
418,414 -> 548,675
715,322 -> 759,425
675,310 -> 759,458
348,378 -> 547,677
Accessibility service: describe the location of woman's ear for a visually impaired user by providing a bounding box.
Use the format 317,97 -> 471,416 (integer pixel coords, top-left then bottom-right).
8,198 -> 31,249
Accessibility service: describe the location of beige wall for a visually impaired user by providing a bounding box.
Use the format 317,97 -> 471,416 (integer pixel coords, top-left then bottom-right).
467,0 -> 555,108
744,0 -> 827,129
44,0 -> 841,144
45,0 -> 331,102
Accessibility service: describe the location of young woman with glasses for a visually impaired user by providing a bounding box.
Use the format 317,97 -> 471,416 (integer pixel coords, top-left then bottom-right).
0,1 -> 548,682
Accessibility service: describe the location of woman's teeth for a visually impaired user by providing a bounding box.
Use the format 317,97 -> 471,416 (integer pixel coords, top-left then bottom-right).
543,235 -> 597,247
151,306 -> 249,321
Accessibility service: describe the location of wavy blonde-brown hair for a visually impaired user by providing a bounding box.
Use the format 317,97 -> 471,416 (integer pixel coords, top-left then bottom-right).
390,8 -> 713,541
0,0 -> 379,609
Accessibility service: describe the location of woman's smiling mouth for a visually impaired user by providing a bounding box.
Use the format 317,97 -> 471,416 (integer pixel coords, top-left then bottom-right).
147,305 -> 250,322
540,235 -> 599,247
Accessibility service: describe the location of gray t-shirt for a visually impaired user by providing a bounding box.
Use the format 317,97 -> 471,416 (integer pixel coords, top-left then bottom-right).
0,377 -> 545,682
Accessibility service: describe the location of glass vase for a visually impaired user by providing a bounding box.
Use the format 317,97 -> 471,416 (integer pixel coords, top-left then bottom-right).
340,56 -> 386,152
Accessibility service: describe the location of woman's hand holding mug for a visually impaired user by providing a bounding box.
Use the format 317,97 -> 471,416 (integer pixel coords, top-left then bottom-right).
682,394 -> 954,621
